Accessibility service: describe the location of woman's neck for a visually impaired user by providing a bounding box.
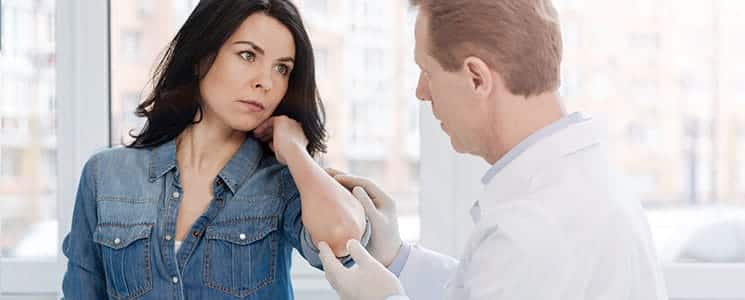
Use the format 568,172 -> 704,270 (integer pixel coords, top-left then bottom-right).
176,114 -> 246,174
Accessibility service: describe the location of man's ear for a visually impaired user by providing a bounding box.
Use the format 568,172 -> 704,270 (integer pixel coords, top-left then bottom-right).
463,56 -> 493,97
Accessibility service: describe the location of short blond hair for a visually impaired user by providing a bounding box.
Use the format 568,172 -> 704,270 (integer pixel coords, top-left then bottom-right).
411,0 -> 563,96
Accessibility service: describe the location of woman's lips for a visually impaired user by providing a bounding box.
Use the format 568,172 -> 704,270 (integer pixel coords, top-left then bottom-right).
237,100 -> 265,112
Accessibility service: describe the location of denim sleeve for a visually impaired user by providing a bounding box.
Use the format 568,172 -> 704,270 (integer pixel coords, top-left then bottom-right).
61,156 -> 106,299
279,170 -> 371,269
298,215 -> 371,268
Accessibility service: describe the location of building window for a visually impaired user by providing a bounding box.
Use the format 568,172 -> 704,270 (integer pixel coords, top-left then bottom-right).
137,0 -> 153,18
1,149 -> 18,177
304,0 -> 328,15
122,30 -> 143,63
314,48 -> 328,81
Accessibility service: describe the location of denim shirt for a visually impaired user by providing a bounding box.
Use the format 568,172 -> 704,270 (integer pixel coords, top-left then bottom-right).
62,137 -> 368,300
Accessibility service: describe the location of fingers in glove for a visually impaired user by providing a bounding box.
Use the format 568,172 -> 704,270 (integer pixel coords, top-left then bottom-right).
334,175 -> 384,198
346,239 -> 378,270
352,187 -> 381,220
325,168 -> 346,177
318,241 -> 347,282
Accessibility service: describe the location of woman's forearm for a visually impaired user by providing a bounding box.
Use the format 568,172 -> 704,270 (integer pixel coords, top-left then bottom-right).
284,144 -> 366,256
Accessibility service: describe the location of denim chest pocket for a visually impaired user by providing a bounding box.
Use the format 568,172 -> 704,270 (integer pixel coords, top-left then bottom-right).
204,216 -> 279,298
93,224 -> 154,300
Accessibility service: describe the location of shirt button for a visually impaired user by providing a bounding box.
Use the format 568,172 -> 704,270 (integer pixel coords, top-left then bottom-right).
113,238 -> 121,245
239,233 -> 246,240
172,276 -> 179,284
172,191 -> 180,198
192,231 -> 201,238
164,235 -> 172,241
216,179 -> 223,186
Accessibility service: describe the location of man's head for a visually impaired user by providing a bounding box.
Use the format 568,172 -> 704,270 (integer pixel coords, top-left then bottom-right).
412,0 -> 564,160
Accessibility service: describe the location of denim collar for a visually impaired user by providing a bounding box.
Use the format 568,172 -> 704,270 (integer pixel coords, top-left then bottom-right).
148,136 -> 264,194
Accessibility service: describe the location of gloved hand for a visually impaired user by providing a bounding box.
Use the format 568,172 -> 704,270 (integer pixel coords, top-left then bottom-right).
326,169 -> 403,267
319,240 -> 405,300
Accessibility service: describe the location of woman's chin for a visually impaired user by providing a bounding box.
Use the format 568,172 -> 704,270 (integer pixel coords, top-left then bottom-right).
225,117 -> 262,133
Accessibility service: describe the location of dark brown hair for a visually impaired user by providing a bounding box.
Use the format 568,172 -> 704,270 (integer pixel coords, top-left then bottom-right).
129,0 -> 327,155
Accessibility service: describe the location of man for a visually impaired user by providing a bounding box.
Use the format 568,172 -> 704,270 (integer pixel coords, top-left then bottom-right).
316,0 -> 668,299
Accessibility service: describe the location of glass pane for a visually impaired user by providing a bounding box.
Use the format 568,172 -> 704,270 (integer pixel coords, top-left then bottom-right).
0,0 -> 58,258
110,0 -> 422,242
300,0 -> 422,242
110,0 -> 199,146
554,0 -> 745,263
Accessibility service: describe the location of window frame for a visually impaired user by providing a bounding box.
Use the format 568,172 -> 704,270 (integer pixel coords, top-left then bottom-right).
0,0 -> 110,295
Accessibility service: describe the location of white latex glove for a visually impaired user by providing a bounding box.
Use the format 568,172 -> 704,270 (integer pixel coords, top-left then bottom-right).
326,169 -> 403,267
319,240 -> 405,300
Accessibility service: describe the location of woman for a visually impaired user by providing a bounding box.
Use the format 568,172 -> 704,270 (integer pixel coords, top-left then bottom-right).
61,1 -> 367,299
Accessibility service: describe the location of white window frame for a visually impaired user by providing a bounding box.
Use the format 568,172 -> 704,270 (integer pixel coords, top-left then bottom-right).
0,0 -> 109,297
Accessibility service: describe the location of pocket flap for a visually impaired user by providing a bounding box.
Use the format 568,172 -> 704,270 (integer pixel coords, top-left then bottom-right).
94,224 -> 153,250
205,217 -> 278,246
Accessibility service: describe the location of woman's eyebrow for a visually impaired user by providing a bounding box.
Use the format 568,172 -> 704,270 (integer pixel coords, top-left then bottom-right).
234,40 -> 265,55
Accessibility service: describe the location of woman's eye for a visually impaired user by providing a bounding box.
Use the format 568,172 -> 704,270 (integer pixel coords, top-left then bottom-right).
274,64 -> 290,76
239,51 -> 255,62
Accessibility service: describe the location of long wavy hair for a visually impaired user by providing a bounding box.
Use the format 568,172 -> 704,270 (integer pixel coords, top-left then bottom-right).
128,0 -> 327,156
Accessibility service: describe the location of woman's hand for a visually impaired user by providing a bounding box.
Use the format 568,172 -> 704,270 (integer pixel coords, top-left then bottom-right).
253,116 -> 309,164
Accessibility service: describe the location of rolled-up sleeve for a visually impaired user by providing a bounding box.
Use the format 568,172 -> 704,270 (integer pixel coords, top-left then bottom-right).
299,217 -> 371,268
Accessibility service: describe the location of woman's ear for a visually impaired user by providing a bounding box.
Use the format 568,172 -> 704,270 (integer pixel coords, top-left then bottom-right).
463,56 -> 493,98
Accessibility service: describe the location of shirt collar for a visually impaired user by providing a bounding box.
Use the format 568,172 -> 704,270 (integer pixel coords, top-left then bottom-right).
149,136 -> 264,194
472,113 -> 601,222
481,112 -> 589,185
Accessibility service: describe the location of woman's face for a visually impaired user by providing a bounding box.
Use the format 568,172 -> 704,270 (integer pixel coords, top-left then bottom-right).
199,12 -> 296,132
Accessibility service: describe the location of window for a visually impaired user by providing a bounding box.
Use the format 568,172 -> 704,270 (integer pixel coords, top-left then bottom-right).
137,0 -> 153,18
121,30 -> 143,63
314,47 -> 328,81
110,0 -> 194,145
112,92 -> 144,144
173,0 -> 200,22
0,2 -> 3,51
303,0 -> 328,15
0,148 -> 20,177
0,0 -> 109,295
363,47 -> 385,72
0,0 -> 57,260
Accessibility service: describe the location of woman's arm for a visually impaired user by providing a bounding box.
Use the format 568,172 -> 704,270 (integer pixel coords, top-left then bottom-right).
255,116 -> 366,256
283,143 -> 366,255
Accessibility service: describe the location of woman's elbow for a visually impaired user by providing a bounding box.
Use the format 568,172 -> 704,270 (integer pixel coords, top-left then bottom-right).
322,220 -> 365,255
